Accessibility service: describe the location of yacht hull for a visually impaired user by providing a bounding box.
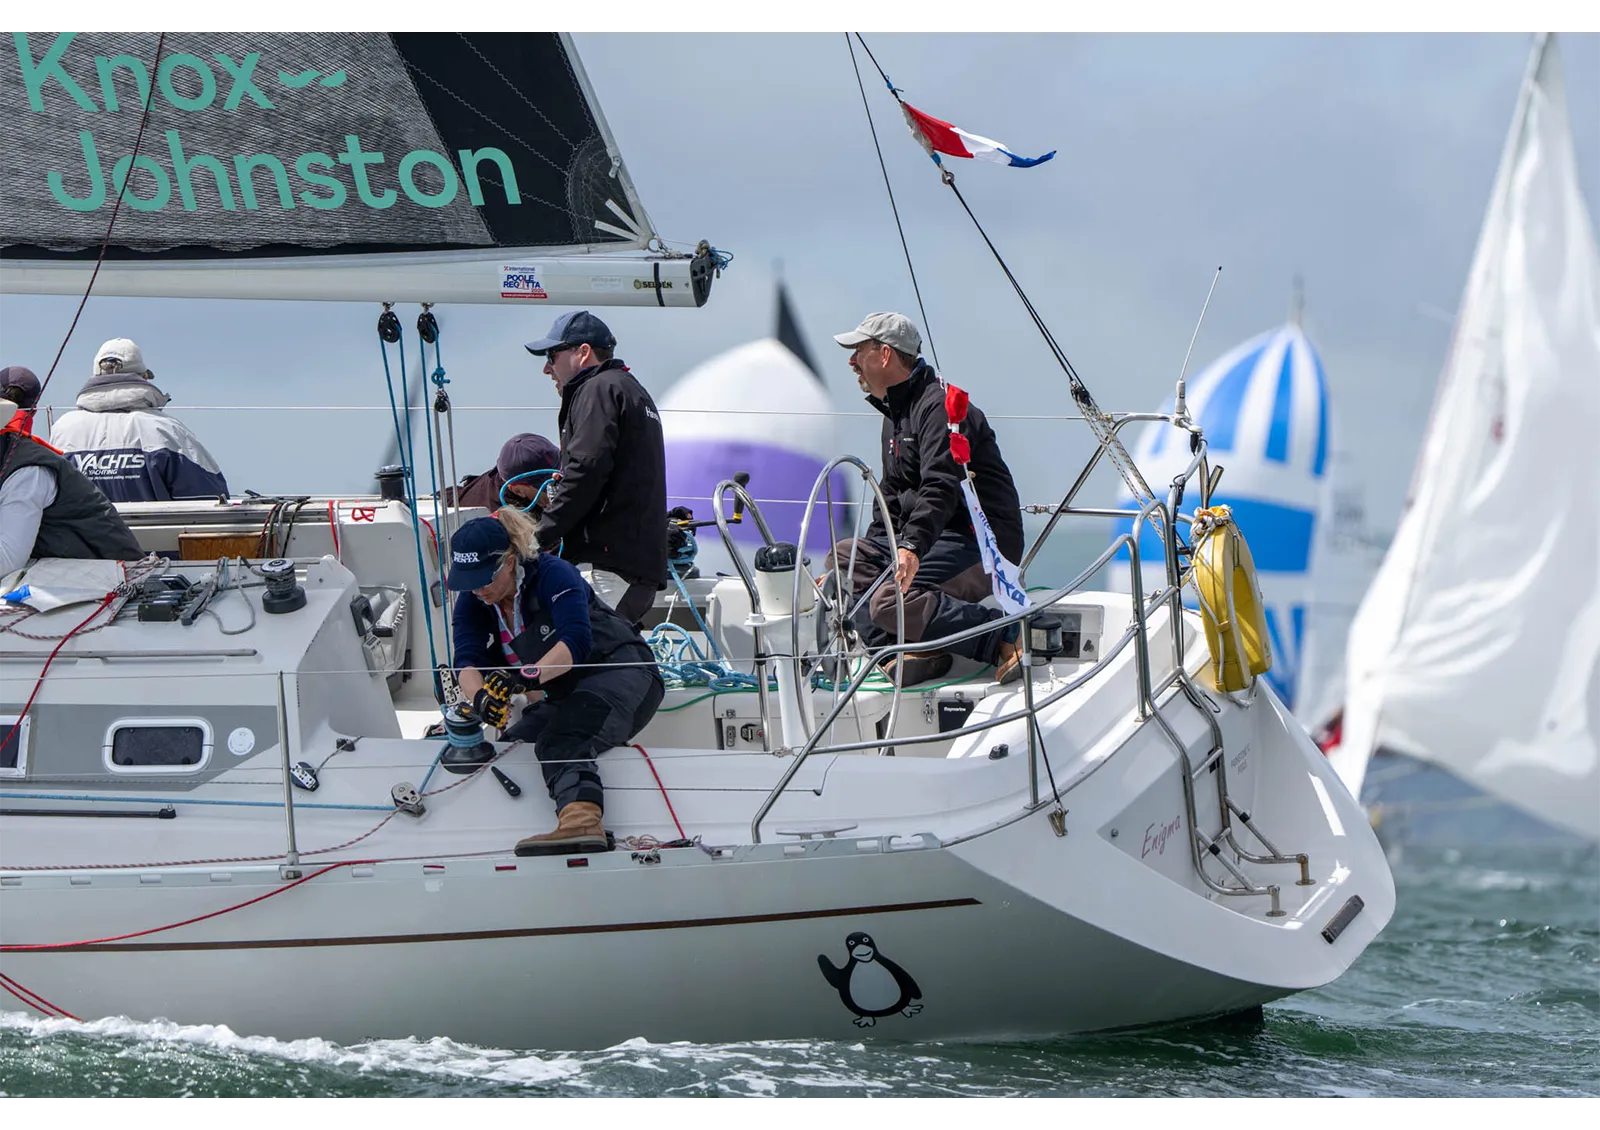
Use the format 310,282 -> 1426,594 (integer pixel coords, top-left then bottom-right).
1,665 -> 1390,1048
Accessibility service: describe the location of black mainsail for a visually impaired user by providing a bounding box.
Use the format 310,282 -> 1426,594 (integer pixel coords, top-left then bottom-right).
1,32 -> 716,305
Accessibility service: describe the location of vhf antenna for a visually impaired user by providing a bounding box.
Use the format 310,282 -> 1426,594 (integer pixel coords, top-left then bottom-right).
1174,266 -> 1223,429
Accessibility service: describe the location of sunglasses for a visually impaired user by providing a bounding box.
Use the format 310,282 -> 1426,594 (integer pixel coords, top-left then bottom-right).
544,343 -> 578,360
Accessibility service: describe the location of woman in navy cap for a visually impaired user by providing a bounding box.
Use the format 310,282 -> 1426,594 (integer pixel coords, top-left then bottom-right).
445,507 -> 664,855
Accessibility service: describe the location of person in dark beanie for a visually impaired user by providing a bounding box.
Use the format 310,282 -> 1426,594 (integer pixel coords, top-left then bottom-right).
523,311 -> 667,624
445,433 -> 561,512
1,400 -> 143,580
0,366 -> 43,439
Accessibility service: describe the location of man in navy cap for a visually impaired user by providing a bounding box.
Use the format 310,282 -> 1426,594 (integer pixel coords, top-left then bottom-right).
524,311 -> 667,623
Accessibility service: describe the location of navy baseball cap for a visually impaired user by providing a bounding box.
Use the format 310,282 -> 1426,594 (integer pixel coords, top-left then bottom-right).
446,517 -> 512,592
524,310 -> 617,356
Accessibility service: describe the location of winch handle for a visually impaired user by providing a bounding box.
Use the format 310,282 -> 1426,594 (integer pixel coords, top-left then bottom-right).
677,471 -> 752,530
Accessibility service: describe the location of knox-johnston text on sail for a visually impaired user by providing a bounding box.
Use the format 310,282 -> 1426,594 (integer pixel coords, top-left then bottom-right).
15,33 -> 526,216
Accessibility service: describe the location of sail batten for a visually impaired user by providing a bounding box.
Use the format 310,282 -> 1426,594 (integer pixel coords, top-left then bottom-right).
1336,34 -> 1600,841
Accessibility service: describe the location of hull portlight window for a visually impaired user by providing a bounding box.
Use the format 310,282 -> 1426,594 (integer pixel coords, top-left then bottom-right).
0,716 -> 29,777
104,719 -> 214,774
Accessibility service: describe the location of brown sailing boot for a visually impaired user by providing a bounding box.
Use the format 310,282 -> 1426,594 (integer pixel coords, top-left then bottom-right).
514,801 -> 610,856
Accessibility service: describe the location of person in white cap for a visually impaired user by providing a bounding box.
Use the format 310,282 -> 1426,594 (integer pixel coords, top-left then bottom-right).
828,312 -> 1026,686
48,338 -> 230,503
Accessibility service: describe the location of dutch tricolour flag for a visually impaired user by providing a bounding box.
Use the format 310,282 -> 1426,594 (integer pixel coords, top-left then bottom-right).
902,102 -> 1055,168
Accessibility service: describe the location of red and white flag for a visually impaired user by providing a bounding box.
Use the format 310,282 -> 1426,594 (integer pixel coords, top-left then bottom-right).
902,102 -> 1055,169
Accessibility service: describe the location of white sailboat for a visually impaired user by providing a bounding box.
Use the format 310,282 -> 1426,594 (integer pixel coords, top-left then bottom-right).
1332,33 -> 1600,844
1,32 -> 1395,1047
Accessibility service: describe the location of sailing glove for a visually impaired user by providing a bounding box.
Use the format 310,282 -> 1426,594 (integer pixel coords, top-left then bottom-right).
471,688 -> 511,730
472,670 -> 526,730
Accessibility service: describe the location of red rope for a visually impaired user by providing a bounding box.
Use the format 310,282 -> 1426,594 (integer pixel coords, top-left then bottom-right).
0,858 -> 362,1020
0,590 -> 117,766
417,514 -> 440,558
0,861 -> 366,953
327,500 -> 341,561
632,743 -> 686,841
0,970 -> 78,1021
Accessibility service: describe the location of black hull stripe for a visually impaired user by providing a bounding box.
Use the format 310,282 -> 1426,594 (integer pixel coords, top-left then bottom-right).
9,897 -> 982,954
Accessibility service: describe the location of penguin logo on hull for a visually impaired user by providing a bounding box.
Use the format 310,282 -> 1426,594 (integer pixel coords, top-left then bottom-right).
818,931 -> 923,1027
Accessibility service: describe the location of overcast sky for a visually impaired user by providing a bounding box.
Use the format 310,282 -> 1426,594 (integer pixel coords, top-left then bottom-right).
2,31 -> 1596,550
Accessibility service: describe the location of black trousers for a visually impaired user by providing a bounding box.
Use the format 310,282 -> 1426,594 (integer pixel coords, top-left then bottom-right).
503,653 -> 665,812
827,533 -> 1008,664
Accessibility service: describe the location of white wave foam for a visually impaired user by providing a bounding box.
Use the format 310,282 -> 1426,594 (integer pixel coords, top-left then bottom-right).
0,1010 -> 586,1086
1456,868 -> 1550,893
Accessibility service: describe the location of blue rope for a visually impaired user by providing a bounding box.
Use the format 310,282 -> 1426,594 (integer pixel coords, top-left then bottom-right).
418,330 -> 455,661
646,565 -> 768,690
377,328 -> 443,691
499,468 -> 561,515
417,747 -> 445,795
666,562 -> 723,662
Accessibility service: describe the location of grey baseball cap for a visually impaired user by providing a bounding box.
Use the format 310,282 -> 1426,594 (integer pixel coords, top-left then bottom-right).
833,312 -> 922,356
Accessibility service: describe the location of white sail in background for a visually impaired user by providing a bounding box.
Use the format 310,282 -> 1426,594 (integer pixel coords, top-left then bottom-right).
1334,34 -> 1600,841
1297,455 -> 1389,738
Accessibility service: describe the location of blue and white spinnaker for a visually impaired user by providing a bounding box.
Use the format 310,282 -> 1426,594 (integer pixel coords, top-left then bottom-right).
1111,322 -> 1333,711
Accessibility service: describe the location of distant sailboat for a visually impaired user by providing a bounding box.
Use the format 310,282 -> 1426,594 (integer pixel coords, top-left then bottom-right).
661,282 -> 852,564
1297,454 -> 1390,744
1332,33 -> 1600,843
1112,319 -> 1334,711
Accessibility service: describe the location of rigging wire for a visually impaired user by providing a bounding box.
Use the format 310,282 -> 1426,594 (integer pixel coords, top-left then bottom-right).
849,33 -> 1154,505
844,32 -> 941,373
36,32 -> 169,403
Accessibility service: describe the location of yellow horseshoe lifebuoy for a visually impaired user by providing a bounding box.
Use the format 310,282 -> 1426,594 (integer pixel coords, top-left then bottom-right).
1191,505 -> 1272,692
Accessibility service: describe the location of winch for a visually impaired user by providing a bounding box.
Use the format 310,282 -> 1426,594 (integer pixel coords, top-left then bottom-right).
260,559 -> 306,615
439,702 -> 496,774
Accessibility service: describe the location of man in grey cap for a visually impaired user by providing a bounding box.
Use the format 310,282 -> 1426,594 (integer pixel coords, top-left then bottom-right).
829,312 -> 1026,685
523,310 -> 667,623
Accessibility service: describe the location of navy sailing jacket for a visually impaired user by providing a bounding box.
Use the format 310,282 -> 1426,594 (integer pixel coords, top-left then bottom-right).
533,359 -> 668,588
49,375 -> 230,503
